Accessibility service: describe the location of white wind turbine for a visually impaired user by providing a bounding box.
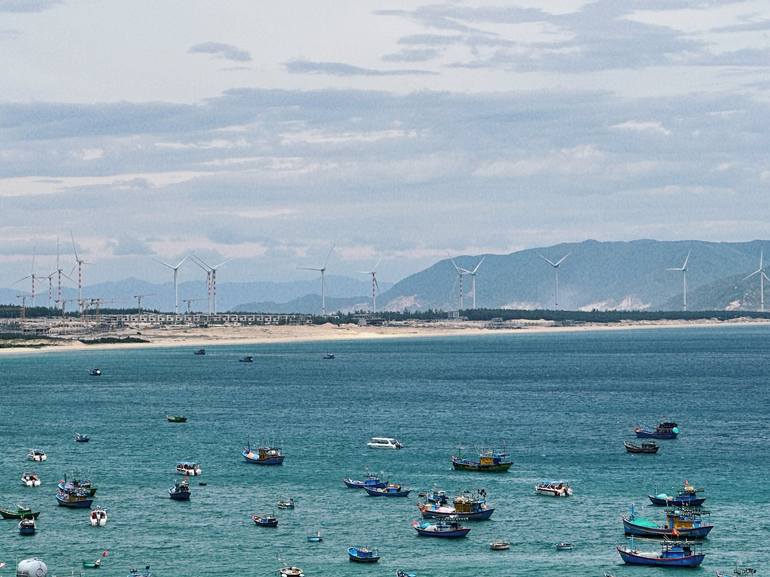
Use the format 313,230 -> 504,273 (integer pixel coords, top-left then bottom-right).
459,257 -> 485,309
51,238 -> 72,311
71,232 -> 92,314
153,256 -> 187,315
451,259 -> 469,310
15,247 -> 39,307
667,250 -> 691,311
191,255 -> 229,315
539,252 -> 570,309
358,258 -> 381,313
298,246 -> 335,316
743,250 -> 769,312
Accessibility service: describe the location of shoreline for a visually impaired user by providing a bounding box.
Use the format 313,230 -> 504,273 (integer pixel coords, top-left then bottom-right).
1,317 -> 768,356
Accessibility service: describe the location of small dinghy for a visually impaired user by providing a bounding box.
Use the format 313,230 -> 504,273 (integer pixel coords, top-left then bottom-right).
166,415 -> 187,423
307,530 -> 323,543
323,353 -> 335,360
347,546 -> 379,563
252,514 -> 278,527
279,567 -> 304,577
75,433 -> 90,443
27,448 -> 47,462
18,517 -> 36,536
193,348 -> 206,355
624,441 -> 659,454
536,481 -> 573,497
168,479 -> 190,501
490,540 -> 510,550
21,472 -> 41,487
89,368 -> 101,376
83,551 -> 109,569
239,355 -> 254,363
176,462 -> 202,476
556,542 -> 575,551
127,565 -> 152,577
90,507 -> 108,527
277,497 -> 295,509
397,572 -> 417,577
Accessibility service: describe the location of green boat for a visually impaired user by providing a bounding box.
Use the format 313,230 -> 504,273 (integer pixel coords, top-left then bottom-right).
82,560 -> 102,569
0,505 -> 41,520
166,415 -> 187,423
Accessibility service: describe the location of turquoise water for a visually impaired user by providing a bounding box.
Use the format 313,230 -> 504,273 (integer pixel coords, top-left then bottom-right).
1,326 -> 769,576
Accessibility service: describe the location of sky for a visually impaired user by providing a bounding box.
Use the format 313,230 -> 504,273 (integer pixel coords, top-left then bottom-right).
1,0 -> 770,289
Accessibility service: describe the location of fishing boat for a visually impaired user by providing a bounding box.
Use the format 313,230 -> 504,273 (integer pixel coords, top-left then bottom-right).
169,479 -> 190,501
556,542 -> 575,551
194,349 -> 206,355
343,474 -> 387,489
364,483 -> 411,497
242,444 -> 285,465
127,566 -> 152,577
635,421 -> 679,439
18,516 -> 36,536
21,472 -> 41,487
176,462 -> 202,476
623,504 -> 713,539
89,368 -> 102,376
617,539 -> 705,567
75,433 -> 90,443
58,475 -> 98,496
347,546 -> 380,563
27,448 -> 47,462
307,530 -> 323,542
418,490 -> 494,520
490,540 -> 510,551
535,481 -> 573,497
625,441 -> 659,454
716,567 -> 757,577
323,353 -> 335,360
425,488 -> 448,504
279,568 -> 304,577
56,488 -> 94,508
451,448 -> 511,472
277,497 -> 295,509
0,505 -> 40,519
252,514 -> 278,527
239,355 -> 254,363
649,481 -> 706,507
412,518 -> 471,538
166,415 -> 187,423
367,437 -> 403,449
397,571 -> 417,577
90,507 -> 108,527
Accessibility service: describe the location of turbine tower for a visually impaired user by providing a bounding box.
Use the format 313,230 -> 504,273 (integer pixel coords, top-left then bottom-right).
298,246 -> 335,316
358,259 -> 381,313
667,250 -> 691,311
154,256 -> 187,315
451,259 -> 468,310
191,256 -> 229,315
15,248 -> 38,307
744,250 -> 769,312
459,257 -> 485,309
539,252 -> 570,309
71,233 -> 91,314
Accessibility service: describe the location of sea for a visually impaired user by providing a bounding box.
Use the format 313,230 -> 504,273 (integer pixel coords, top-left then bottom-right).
1,325 -> 769,577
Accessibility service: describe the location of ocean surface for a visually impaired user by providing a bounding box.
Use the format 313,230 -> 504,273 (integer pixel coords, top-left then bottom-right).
1,326 -> 769,577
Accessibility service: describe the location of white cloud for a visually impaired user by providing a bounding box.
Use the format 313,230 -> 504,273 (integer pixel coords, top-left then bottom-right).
611,120 -> 671,136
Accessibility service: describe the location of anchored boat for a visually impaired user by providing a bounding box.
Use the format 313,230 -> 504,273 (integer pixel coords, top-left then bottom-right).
635,421 -> 679,439
623,504 -> 713,539
624,441 -> 659,454
252,514 -> 278,527
367,437 -> 403,449
239,355 -> 254,363
21,472 -> 41,487
279,567 -> 304,577
166,415 -> 187,423
649,481 -> 705,507
535,480 -> 573,497
176,462 -> 202,476
418,490 -> 494,520
277,497 -> 295,509
27,448 -> 47,462
451,448 -> 511,472
169,479 -> 191,501
347,546 -> 380,563
58,475 -> 97,496
56,488 -> 93,508
18,516 -> 36,536
364,483 -> 411,497
90,507 -> 108,527
243,444 -> 285,465
412,518 -> 470,538
617,539 -> 705,567
89,368 -> 102,376
0,505 -> 40,519
75,433 -> 90,443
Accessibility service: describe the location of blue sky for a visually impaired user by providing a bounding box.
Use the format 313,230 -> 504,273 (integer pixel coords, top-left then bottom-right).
1,0 -> 769,287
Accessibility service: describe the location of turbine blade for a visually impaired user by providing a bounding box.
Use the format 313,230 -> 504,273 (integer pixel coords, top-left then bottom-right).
682,250 -> 691,270
70,231 -> 80,262
539,254 -> 557,267
743,269 -> 761,281
174,256 -> 188,269
298,266 -> 323,271
212,258 -> 231,269
554,252 -> 571,267
323,245 -> 335,269
471,256 -> 485,274
152,257 -> 174,270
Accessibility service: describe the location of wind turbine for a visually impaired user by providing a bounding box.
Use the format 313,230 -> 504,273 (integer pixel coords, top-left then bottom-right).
459,257 -> 485,309
667,250 -> 691,311
154,256 -> 187,315
191,255 -> 229,315
539,252 -> 570,309
358,258 -> 381,313
14,248 -> 39,307
451,259 -> 468,311
298,246 -> 335,316
51,238 -> 72,311
71,232 -> 91,314
743,250 -> 769,312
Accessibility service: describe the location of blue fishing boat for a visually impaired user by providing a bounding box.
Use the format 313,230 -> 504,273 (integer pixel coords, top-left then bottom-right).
56,488 -> 93,508
364,483 -> 411,497
168,479 -> 190,501
58,475 -> 97,497
635,421 -> 679,439
623,504 -> 713,539
418,490 -> 494,520
649,481 -> 705,507
343,474 -> 387,489
617,539 -> 705,567
242,444 -> 284,465
412,518 -> 471,538
347,546 -> 379,563
425,488 -> 448,504
18,517 -> 36,535
193,349 -> 205,355
451,448 -> 511,472
251,514 -> 278,527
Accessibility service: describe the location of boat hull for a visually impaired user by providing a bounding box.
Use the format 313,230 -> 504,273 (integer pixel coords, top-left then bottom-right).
624,442 -> 659,454
648,495 -> 706,507
617,547 -> 704,567
364,487 -> 411,497
343,478 -> 386,489
635,430 -> 677,439
623,519 -> 713,539
451,457 -> 511,472
419,505 -> 494,520
0,509 -> 40,520
242,450 -> 284,465
56,495 -> 93,508
414,527 -> 470,538
169,491 -> 190,501
347,549 -> 379,563
19,526 -> 36,536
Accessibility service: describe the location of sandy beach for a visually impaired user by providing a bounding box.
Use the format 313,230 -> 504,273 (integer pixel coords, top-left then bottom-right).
2,317 -> 769,356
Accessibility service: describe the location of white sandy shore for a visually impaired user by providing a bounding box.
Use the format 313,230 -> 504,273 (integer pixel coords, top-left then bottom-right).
1,317 -> 768,356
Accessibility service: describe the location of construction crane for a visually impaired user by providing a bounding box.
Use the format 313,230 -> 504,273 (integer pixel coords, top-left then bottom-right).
133,294 -> 155,315
182,297 -> 207,314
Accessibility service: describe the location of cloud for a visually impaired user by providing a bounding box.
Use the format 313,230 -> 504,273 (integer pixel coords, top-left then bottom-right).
382,48 -> 441,63
188,42 -> 252,62
0,0 -> 62,12
284,60 -> 436,76
108,236 -> 153,256
611,120 -> 671,136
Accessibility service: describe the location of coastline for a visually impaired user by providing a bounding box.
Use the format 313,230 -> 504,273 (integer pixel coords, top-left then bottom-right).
1,317 -> 768,356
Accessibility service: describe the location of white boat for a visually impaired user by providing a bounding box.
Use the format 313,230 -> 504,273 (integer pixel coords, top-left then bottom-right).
367,437 -> 403,449
279,568 -> 304,577
535,481 -> 573,497
27,449 -> 47,462
90,507 -> 108,527
176,462 -> 202,476
21,472 -> 41,487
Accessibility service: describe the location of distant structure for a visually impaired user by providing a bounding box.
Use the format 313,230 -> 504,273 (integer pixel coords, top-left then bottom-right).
191,255 -> 229,315
458,257 -> 485,309
154,256 -> 187,315
451,259 -> 468,310
667,251 -> 691,311
358,258 -> 381,313
539,252 -> 570,309
298,246 -> 334,316
71,232 -> 91,314
744,250 -> 768,312
15,248 -> 38,307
